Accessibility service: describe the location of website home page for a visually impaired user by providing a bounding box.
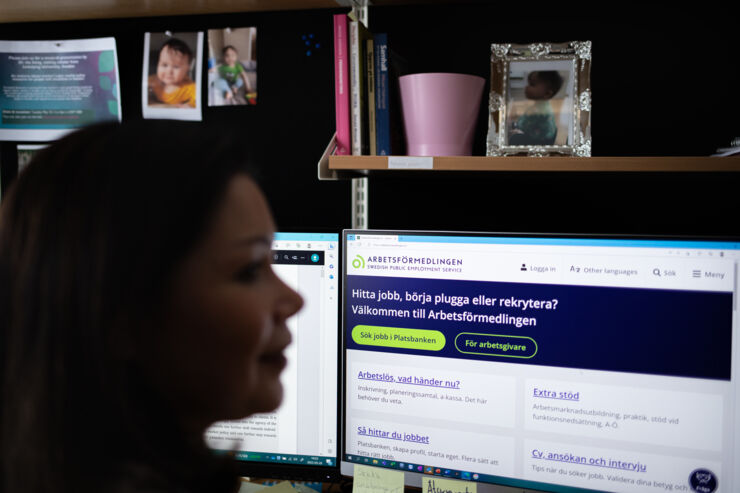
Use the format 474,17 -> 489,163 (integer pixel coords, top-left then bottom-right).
206,233 -> 339,467
343,233 -> 739,493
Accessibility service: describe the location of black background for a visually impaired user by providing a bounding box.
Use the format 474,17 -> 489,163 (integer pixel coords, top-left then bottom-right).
1,3 -> 738,236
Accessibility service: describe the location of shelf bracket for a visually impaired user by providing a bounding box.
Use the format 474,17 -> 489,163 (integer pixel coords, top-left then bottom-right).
317,133 -> 368,227
336,0 -> 370,28
318,133 -> 368,180
317,132 -> 339,181
351,0 -> 369,29
351,176 -> 368,229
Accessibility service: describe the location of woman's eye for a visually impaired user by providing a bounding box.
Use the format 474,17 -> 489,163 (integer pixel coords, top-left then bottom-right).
236,261 -> 268,283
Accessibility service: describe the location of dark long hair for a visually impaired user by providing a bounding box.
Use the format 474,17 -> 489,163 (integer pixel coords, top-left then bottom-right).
0,121 -> 257,493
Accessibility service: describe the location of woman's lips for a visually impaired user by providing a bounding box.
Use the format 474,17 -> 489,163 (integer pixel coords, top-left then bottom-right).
259,351 -> 287,370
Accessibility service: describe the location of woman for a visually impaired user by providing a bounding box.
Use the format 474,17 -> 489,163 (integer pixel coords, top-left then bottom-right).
0,121 -> 303,492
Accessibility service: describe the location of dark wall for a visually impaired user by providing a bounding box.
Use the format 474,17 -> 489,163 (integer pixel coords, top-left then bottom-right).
1,4 -> 738,236
0,7 -> 349,231
371,5 -> 739,157
364,5 -> 739,236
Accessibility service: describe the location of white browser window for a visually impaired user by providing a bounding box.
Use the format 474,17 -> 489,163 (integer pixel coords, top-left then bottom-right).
343,231 -> 739,493
206,232 -> 339,468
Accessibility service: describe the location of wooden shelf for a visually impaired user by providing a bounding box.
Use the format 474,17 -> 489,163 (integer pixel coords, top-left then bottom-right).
329,155 -> 740,172
0,0 -> 430,24
0,0 -> 342,23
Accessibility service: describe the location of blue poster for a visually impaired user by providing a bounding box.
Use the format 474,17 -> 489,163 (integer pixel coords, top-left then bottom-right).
0,38 -> 121,141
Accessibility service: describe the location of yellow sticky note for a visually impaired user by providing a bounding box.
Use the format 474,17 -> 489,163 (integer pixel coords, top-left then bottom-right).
261,482 -> 298,493
422,477 -> 477,493
352,464 -> 404,493
238,481 -> 268,493
238,481 -> 297,493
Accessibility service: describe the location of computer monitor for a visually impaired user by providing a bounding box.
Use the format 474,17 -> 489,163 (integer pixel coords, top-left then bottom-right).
341,230 -> 739,493
206,232 -> 340,481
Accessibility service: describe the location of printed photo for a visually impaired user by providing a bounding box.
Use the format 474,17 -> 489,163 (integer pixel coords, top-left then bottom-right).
207,27 -> 257,106
505,60 -> 575,147
142,31 -> 203,121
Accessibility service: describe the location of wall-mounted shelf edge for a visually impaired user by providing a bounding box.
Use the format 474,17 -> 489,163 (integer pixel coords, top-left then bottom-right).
328,155 -> 740,173
0,0 -> 350,24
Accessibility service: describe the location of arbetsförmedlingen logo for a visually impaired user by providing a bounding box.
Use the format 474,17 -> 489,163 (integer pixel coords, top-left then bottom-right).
352,254 -> 365,269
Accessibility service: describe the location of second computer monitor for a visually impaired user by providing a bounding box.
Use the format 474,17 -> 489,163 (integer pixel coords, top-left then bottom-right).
342,230 -> 739,493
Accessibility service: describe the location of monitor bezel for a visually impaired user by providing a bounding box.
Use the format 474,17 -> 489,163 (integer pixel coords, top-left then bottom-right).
339,229 -> 740,492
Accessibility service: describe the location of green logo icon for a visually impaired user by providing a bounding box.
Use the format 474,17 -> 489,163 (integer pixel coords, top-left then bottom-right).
352,254 -> 365,269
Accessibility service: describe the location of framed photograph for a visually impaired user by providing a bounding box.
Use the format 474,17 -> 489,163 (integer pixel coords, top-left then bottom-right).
487,41 -> 591,157
141,31 -> 203,121
207,27 -> 258,106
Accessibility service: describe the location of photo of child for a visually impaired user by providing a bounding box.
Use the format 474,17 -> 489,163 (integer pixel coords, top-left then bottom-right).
506,60 -> 574,147
207,28 -> 257,106
142,31 -> 203,121
148,38 -> 196,108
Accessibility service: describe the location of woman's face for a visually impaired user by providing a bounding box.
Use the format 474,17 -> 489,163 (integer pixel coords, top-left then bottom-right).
154,175 -> 303,429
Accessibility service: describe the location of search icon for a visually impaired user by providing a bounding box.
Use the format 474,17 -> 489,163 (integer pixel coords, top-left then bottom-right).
652,268 -> 661,276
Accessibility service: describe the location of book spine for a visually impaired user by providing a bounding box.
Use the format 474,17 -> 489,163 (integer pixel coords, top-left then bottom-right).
349,20 -> 362,155
333,14 -> 350,155
366,37 -> 376,156
374,33 -> 390,156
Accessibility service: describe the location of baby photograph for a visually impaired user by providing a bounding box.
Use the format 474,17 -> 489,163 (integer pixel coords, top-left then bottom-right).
207,27 -> 257,107
505,60 -> 574,147
142,31 -> 203,121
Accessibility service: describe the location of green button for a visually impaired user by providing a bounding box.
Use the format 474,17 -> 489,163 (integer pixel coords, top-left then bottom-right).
352,325 -> 446,351
455,332 -> 538,359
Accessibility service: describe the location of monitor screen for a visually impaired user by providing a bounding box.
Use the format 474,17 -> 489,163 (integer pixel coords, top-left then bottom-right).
206,232 -> 340,481
341,230 -> 740,493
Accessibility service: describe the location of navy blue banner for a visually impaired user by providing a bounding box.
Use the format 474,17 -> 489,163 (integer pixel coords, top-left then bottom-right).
344,275 -> 733,380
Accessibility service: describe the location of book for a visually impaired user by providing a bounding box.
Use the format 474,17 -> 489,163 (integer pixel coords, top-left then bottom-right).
333,14 -> 351,155
366,37 -> 377,156
349,20 -> 372,155
373,33 -> 390,156
373,33 -> 408,156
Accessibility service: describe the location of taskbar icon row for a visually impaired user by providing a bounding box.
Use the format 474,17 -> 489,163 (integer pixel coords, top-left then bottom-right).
231,451 -> 335,467
345,454 -> 488,483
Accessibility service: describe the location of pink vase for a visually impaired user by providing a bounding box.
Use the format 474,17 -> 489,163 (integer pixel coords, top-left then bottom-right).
399,72 -> 485,156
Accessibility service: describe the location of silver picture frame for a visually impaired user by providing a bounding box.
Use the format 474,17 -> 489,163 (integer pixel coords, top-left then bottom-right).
486,41 -> 591,157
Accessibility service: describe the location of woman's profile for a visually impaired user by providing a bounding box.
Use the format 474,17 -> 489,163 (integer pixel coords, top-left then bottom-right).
0,121 -> 302,493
